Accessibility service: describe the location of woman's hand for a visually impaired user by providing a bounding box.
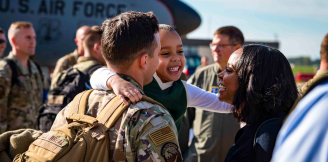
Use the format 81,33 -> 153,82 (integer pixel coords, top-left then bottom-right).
106,75 -> 142,105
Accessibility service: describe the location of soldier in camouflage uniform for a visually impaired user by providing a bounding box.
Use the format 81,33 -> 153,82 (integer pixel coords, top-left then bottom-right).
51,11 -> 183,161
300,33 -> 328,95
51,25 -> 90,82
50,26 -> 104,89
0,22 -> 43,133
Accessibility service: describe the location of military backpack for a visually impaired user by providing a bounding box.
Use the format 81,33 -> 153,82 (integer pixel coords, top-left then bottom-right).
38,64 -> 102,132
14,89 -> 166,162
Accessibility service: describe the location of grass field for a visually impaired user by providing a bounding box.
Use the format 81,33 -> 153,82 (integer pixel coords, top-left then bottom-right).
292,66 -> 316,76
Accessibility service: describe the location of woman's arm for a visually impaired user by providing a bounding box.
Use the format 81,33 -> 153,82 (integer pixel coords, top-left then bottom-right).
185,81 -> 232,113
90,68 -> 142,105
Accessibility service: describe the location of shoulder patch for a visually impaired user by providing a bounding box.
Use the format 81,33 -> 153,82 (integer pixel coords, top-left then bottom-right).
131,101 -> 154,109
150,116 -> 164,127
161,142 -> 182,162
149,125 -> 175,146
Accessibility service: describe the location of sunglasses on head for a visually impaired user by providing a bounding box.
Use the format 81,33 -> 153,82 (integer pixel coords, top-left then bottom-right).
0,39 -> 6,44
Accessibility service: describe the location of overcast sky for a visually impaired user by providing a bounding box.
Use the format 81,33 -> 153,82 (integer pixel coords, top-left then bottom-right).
181,0 -> 328,60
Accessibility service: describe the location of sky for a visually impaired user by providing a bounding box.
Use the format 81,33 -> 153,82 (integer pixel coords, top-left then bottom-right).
180,0 -> 328,60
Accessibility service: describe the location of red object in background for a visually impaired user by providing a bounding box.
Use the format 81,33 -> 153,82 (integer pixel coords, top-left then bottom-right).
296,72 -> 315,82
183,66 -> 189,75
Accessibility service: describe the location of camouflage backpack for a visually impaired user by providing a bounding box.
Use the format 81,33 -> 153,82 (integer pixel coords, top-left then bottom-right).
13,89 -> 166,162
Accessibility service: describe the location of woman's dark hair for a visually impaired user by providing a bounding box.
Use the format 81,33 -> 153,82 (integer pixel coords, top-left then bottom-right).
232,44 -> 298,125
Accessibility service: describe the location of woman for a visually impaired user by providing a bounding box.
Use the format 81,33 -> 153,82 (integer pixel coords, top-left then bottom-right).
218,45 -> 298,162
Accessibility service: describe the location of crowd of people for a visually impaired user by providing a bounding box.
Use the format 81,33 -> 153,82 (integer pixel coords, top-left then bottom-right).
0,10 -> 327,162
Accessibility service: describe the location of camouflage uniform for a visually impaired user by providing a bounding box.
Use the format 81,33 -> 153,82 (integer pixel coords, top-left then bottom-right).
0,52 -> 43,133
300,70 -> 328,95
50,56 -> 101,90
51,49 -> 79,83
51,75 -> 183,161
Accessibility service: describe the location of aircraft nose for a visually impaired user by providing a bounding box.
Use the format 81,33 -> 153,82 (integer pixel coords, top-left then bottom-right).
160,0 -> 201,37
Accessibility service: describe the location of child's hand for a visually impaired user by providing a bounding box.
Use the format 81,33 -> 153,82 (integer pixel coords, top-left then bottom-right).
107,75 -> 142,105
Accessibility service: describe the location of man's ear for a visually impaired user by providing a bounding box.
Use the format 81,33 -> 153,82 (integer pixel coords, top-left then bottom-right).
93,43 -> 100,53
74,38 -> 78,45
11,37 -> 16,46
139,53 -> 149,69
234,44 -> 242,51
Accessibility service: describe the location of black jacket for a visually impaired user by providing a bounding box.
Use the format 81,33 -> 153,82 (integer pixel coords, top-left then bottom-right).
225,112 -> 287,162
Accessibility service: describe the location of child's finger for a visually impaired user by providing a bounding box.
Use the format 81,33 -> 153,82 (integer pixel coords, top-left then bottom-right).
130,91 -> 140,102
118,95 -> 129,105
126,92 -> 137,104
135,89 -> 142,100
130,89 -> 141,102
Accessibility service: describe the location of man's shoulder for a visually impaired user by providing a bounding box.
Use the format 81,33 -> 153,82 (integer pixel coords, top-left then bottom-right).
87,90 -> 173,126
57,51 -> 78,65
59,53 -> 75,62
301,71 -> 328,95
73,58 -> 100,73
0,59 -> 13,77
189,63 -> 217,83
192,63 -> 217,76
0,59 -> 10,69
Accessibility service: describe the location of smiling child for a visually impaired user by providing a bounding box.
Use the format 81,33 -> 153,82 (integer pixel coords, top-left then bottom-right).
90,24 -> 232,132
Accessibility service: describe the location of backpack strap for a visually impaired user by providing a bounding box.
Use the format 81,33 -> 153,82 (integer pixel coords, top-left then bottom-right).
96,96 -> 130,129
66,89 -> 97,126
67,89 -> 94,116
4,58 -> 20,87
84,63 -> 102,76
30,59 -> 44,84
96,95 -> 168,130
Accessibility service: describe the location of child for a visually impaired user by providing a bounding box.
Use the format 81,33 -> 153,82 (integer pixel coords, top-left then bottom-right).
91,24 -> 231,132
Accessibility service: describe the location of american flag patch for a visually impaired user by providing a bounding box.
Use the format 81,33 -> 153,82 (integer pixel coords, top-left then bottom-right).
149,125 -> 175,146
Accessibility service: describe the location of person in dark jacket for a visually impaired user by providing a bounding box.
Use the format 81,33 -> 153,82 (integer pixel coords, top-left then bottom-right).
218,44 -> 298,162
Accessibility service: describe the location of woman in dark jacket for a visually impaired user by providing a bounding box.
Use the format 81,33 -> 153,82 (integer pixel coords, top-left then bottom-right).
218,45 -> 298,162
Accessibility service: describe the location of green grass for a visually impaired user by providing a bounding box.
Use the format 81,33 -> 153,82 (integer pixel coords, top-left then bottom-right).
292,66 -> 315,76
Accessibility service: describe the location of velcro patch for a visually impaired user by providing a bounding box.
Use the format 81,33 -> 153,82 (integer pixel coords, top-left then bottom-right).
161,142 -> 182,162
150,117 -> 164,127
149,125 -> 175,146
38,133 -> 68,147
32,139 -> 64,154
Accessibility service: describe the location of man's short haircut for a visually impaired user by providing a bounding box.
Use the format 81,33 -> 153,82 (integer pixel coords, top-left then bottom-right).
76,25 -> 90,38
101,11 -> 159,70
9,21 -> 32,29
320,33 -> 328,62
0,27 -> 5,34
159,24 -> 176,32
214,26 -> 244,45
83,26 -> 102,54
8,21 -> 33,44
